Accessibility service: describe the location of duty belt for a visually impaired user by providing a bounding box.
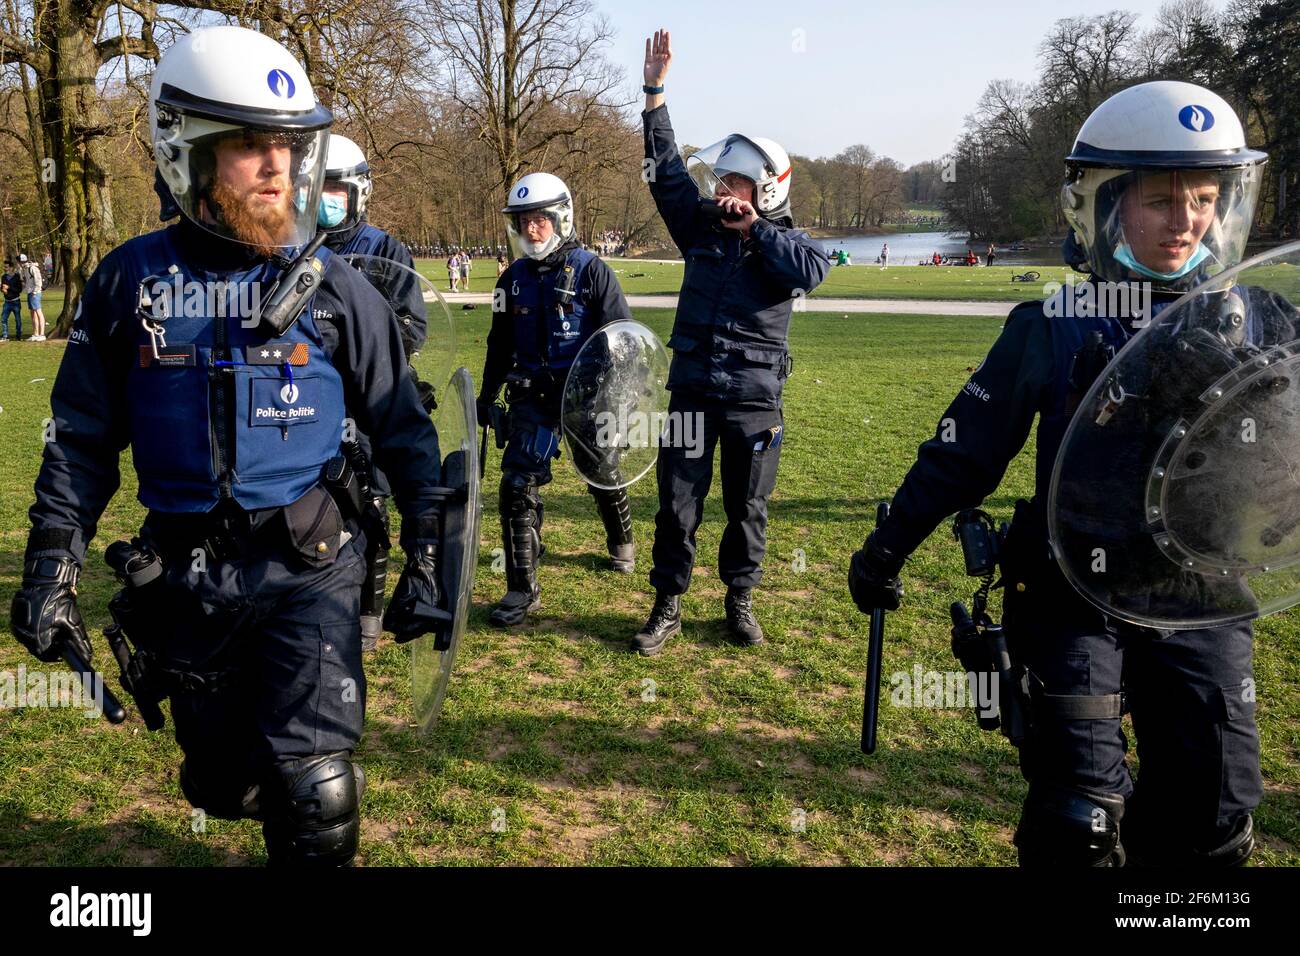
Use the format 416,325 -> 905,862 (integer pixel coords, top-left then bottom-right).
142,507 -> 284,564
148,655 -> 243,696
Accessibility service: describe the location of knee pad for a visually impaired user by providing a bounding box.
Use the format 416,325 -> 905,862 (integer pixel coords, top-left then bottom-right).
179,758 -> 263,821
500,474 -> 540,516
1015,782 -> 1126,867
262,752 -> 363,867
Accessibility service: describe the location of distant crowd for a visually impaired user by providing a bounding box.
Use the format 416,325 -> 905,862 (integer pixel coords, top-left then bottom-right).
592,230 -> 627,257
405,242 -> 509,260
821,242 -> 1001,268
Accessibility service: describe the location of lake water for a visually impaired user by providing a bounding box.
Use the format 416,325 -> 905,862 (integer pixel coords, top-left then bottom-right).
819,231 -> 1061,267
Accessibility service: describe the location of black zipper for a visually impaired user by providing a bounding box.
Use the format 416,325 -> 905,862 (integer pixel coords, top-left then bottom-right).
210,297 -> 233,499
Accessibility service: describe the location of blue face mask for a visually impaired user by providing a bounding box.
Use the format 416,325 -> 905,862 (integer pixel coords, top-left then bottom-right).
318,193 -> 347,228
1113,241 -> 1211,282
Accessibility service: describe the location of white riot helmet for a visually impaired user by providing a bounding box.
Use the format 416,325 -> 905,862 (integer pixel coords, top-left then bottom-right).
1062,81 -> 1266,291
687,134 -> 793,219
502,172 -> 575,260
149,25 -> 333,250
320,134 -> 372,231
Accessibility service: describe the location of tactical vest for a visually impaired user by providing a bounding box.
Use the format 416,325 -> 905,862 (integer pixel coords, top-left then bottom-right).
121,227 -> 346,513
1027,283 -> 1211,515
507,247 -> 597,375
665,230 -> 795,406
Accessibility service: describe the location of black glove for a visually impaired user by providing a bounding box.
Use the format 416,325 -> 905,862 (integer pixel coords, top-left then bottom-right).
398,320 -> 421,361
848,532 -> 905,613
383,539 -> 443,644
10,555 -> 94,663
475,395 -> 496,427
410,366 -> 437,413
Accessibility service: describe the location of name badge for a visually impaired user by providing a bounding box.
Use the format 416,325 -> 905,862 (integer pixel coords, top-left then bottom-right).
138,345 -> 197,368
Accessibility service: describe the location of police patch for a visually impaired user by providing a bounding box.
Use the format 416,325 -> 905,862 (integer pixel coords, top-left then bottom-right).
250,375 -> 320,426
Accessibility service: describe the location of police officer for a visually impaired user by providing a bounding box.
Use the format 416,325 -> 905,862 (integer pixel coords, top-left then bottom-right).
476,172 -> 635,626
320,132 -> 425,349
320,132 -> 431,649
848,81 -> 1278,866
632,29 -> 830,655
9,26 -> 446,866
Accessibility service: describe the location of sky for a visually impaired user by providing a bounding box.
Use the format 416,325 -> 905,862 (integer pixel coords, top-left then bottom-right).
599,0 -> 1197,167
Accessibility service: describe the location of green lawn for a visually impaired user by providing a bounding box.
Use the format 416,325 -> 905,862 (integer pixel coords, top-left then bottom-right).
414,259 -> 1077,303
0,307 -> 1296,865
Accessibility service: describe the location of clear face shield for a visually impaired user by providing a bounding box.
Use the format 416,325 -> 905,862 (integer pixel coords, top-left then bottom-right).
159,112 -> 329,251
1085,166 -> 1261,289
318,177 -> 363,230
686,138 -> 755,202
505,203 -> 566,260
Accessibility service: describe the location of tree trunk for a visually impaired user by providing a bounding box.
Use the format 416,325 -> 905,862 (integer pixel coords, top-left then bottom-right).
16,61 -> 60,286
41,0 -> 117,337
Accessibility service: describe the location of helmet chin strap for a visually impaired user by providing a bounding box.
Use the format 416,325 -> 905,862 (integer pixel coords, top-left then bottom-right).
520,233 -> 561,260
1113,241 -> 1212,281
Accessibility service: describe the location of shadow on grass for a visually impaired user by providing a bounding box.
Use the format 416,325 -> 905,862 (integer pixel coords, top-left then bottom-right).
0,801 -> 259,866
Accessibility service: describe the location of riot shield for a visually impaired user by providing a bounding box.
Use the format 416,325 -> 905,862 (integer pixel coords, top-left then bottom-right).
560,320 -> 670,490
1050,240 -> 1300,628
344,254 -> 456,398
411,366 -> 480,733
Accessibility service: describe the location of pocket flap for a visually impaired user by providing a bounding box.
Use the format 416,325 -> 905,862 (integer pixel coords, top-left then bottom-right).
1219,681 -> 1256,721
737,345 -> 785,365
284,484 -> 343,567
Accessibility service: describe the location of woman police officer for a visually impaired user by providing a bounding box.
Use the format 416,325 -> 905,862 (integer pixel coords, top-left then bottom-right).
848,81 -> 1280,866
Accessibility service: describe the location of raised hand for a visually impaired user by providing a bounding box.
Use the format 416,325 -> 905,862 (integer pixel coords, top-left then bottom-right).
644,29 -> 672,87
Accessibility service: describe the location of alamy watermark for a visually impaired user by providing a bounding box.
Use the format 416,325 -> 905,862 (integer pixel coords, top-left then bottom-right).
593,408 -> 705,459
890,665 -> 998,721
49,886 -> 151,936
0,666 -> 106,718
140,274 -> 266,326
1043,276 -> 1154,327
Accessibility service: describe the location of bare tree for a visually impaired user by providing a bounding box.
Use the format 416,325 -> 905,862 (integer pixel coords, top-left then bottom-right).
421,0 -> 629,190
1038,12 -> 1141,115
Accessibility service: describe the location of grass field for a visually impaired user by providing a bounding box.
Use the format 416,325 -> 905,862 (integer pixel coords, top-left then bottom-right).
0,306 -> 1296,866
415,259 -> 1075,302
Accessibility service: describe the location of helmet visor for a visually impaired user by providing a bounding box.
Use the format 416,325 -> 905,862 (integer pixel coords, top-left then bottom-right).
505,206 -> 564,260
686,138 -> 751,201
1084,165 -> 1261,288
163,116 -> 328,251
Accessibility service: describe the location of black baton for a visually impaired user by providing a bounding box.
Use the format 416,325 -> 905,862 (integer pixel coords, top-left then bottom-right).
61,646 -> 126,724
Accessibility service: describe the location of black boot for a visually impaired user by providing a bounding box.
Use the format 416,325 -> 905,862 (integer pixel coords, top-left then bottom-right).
724,587 -> 764,646
589,485 -> 634,572
490,480 -> 541,627
631,592 -> 681,656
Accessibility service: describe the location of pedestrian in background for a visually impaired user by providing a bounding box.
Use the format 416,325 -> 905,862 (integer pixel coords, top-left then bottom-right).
19,253 -> 45,340
1,258 -> 23,342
